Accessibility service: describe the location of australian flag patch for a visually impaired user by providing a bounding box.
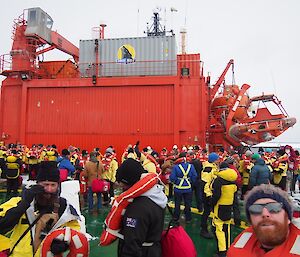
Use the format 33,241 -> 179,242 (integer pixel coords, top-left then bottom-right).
126,217 -> 137,228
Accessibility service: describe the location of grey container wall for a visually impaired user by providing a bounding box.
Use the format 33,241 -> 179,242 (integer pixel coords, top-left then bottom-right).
79,36 -> 177,77
79,40 -> 97,77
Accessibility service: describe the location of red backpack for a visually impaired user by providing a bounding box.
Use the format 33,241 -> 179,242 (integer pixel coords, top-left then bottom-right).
161,206 -> 197,257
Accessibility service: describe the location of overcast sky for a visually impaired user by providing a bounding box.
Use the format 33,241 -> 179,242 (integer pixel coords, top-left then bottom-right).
1,0 -> 299,143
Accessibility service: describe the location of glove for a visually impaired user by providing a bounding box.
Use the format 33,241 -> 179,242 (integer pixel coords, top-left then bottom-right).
50,239 -> 69,255
23,185 -> 45,204
135,141 -> 140,147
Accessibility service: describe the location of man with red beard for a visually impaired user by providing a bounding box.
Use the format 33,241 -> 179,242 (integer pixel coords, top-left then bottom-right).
227,184 -> 300,257
0,161 -> 81,257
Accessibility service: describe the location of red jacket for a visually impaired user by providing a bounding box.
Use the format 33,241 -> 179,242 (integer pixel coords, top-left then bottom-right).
227,223 -> 300,257
229,164 -> 242,188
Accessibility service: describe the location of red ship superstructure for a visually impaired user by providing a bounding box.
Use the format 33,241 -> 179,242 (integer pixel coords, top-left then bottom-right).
0,8 -> 296,153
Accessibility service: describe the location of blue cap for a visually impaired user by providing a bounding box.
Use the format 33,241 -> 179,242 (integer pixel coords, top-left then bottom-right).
208,152 -> 219,163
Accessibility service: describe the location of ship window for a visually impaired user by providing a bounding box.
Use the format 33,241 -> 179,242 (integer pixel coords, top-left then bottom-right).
46,16 -> 53,29
181,67 -> 190,76
28,10 -> 37,25
41,12 -> 45,26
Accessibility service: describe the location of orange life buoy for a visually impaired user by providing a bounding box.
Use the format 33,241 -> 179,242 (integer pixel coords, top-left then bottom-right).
41,227 -> 89,257
100,173 -> 159,246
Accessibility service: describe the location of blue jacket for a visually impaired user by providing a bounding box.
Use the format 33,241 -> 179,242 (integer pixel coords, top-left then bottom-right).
170,162 -> 198,193
57,156 -> 75,175
249,158 -> 272,187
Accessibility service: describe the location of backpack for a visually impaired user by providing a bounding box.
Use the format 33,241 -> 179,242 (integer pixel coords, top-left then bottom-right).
161,221 -> 197,257
161,206 -> 197,257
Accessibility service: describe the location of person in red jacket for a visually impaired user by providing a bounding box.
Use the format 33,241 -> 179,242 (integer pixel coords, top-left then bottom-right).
227,184 -> 300,257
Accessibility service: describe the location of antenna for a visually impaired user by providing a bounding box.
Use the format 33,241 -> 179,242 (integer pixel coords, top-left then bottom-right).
180,28 -> 187,54
146,8 -> 175,37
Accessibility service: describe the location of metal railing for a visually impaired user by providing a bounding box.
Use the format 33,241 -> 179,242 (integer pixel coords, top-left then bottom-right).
0,54 -> 12,74
79,59 -> 178,78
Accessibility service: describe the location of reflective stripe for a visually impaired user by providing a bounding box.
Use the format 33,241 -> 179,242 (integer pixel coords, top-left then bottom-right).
72,234 -> 83,249
234,232 -> 252,248
174,164 -> 192,189
64,227 -> 71,243
290,235 -> 300,255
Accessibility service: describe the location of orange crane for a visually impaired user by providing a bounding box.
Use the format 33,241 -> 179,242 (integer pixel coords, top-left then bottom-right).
1,7 -> 78,79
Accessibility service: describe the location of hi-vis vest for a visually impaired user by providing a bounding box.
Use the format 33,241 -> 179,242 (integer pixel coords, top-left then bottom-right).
6,155 -> 20,179
227,224 -> 300,257
174,164 -> 192,190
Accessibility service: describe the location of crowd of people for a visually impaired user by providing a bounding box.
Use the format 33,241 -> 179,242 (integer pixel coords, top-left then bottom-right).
0,141 -> 299,257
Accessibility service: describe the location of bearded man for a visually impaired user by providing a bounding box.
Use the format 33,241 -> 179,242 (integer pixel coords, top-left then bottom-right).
0,161 -> 81,257
227,184 -> 300,257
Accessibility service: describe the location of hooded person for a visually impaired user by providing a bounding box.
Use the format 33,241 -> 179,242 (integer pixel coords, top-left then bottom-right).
101,147 -> 118,205
228,184 -> 300,257
211,162 -> 240,257
82,151 -> 105,212
0,161 -> 81,257
249,155 -> 272,189
200,152 -> 220,239
116,158 -> 168,257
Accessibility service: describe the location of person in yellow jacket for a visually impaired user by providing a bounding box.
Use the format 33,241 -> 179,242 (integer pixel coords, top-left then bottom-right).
26,145 -> 39,180
140,152 -> 157,173
238,150 -> 253,199
272,149 -> 289,190
102,147 -> 118,205
0,162 -> 81,257
200,152 -> 219,239
211,162 -> 240,257
5,150 -> 23,199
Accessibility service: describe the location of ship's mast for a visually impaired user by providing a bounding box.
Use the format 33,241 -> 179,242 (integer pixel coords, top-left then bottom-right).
146,11 -> 174,37
146,12 -> 165,36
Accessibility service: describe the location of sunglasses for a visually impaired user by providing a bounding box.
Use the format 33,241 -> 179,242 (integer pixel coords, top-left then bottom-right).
248,202 -> 283,215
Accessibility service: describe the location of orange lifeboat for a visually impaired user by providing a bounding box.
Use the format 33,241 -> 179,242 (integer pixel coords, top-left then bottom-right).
211,85 -> 250,121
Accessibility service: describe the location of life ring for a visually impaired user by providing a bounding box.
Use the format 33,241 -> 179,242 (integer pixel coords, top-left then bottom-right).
100,172 -> 158,246
41,227 -> 89,257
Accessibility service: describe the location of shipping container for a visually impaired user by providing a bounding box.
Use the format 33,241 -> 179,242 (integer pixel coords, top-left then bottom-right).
79,36 -> 177,77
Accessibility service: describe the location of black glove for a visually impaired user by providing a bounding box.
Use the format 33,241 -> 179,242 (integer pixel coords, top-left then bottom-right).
50,239 -> 69,255
22,185 -> 45,204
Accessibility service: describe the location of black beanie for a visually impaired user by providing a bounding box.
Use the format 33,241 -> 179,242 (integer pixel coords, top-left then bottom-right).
116,159 -> 145,186
36,161 -> 60,182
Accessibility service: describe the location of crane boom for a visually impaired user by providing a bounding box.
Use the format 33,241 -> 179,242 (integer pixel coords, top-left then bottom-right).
210,59 -> 234,98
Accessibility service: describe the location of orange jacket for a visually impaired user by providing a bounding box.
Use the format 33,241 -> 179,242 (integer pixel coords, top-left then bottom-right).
227,223 -> 300,257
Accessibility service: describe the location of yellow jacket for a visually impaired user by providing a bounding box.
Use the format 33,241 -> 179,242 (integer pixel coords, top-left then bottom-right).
0,197 -> 80,257
201,161 -> 219,197
101,159 -> 118,182
212,168 -> 238,220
